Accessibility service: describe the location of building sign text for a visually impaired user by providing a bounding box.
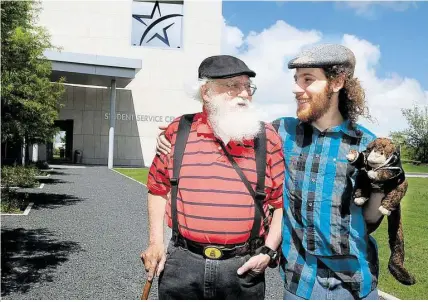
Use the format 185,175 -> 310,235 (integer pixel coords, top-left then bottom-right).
104,113 -> 175,123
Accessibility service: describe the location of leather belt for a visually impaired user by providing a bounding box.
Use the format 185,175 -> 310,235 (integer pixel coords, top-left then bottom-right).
173,234 -> 264,260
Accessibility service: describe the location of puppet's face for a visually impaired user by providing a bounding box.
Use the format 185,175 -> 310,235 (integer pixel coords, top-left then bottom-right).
366,138 -> 397,168
367,150 -> 387,168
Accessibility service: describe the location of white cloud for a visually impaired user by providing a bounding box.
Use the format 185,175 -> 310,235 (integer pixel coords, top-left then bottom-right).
221,19 -> 428,137
221,19 -> 244,56
341,34 -> 428,135
222,19 -> 322,123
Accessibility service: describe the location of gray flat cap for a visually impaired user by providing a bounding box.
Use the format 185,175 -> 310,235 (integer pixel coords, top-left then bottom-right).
288,44 -> 356,75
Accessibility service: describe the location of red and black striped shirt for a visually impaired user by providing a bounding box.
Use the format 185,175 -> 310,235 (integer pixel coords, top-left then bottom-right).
147,112 -> 285,244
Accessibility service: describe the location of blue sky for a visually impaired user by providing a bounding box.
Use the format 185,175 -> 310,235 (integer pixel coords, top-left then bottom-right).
221,1 -> 428,136
223,1 -> 428,89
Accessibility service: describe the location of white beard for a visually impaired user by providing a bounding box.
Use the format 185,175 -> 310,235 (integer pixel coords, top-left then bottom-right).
205,95 -> 261,144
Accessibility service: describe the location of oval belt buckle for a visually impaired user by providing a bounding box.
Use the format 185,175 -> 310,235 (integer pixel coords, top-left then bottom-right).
203,246 -> 223,259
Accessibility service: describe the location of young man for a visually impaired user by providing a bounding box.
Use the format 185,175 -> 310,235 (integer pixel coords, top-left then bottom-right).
155,44 -> 382,300
277,44 -> 380,300
141,55 -> 285,299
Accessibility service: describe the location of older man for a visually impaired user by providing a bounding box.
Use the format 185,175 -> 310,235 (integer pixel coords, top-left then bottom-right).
140,55 -> 285,299
156,45 -> 384,300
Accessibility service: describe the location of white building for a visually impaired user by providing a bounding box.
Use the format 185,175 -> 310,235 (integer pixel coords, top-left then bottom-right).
36,0 -> 222,167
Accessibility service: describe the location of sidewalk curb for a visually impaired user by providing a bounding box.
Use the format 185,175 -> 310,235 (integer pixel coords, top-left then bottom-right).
1,183 -> 44,189
111,169 -> 147,187
1,202 -> 34,216
379,290 -> 399,300
406,172 -> 428,175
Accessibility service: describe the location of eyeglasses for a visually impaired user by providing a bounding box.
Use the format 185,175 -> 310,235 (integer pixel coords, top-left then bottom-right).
210,81 -> 257,96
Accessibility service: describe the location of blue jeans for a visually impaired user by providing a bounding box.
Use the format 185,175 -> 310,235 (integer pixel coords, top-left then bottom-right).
158,240 -> 265,299
283,275 -> 379,300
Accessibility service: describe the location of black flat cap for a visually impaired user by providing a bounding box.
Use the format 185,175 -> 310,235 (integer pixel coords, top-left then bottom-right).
288,44 -> 356,76
198,55 -> 256,79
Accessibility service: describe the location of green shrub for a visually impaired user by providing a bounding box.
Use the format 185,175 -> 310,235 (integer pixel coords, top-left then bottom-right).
1,165 -> 39,188
0,188 -> 28,213
27,161 -> 49,175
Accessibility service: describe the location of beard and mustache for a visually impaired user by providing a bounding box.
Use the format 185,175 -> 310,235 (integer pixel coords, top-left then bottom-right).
204,94 -> 261,144
203,84 -> 334,143
296,84 -> 334,123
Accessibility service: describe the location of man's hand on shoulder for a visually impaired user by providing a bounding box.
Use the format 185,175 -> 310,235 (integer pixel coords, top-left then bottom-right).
156,125 -> 172,155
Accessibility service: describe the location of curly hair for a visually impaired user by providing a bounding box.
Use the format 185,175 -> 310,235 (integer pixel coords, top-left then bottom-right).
323,65 -> 371,123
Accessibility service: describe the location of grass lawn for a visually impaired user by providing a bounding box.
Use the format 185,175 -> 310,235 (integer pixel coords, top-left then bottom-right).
372,178 -> 428,299
114,168 -> 149,184
402,163 -> 428,173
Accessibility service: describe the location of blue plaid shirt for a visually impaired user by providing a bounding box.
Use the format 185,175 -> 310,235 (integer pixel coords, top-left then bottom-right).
273,117 -> 379,299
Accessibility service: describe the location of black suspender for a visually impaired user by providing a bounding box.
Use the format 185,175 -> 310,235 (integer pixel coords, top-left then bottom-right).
254,123 -> 268,236
216,122 -> 268,240
170,116 -> 268,242
171,114 -> 195,238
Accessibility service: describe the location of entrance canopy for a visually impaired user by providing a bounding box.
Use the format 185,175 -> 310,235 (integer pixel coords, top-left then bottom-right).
44,50 -> 142,88
45,50 -> 142,168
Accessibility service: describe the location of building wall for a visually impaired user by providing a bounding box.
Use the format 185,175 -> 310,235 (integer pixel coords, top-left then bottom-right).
58,85 -> 149,166
38,0 -> 223,166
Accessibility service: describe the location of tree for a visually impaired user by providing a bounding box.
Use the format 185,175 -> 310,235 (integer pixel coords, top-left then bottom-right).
1,0 -> 64,162
390,105 -> 428,163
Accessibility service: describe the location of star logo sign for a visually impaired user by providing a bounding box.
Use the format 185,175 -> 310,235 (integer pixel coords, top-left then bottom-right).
132,1 -> 183,47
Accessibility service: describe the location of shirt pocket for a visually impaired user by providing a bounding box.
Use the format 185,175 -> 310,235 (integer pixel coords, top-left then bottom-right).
284,153 -> 306,223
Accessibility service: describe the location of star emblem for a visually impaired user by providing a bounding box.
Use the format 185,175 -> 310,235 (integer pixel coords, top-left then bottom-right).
132,1 -> 183,47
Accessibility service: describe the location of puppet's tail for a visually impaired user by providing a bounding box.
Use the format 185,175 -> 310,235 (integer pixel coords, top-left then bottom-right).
387,206 -> 416,285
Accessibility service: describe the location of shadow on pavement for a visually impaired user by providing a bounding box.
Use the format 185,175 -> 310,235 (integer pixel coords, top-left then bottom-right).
49,167 -> 86,170
12,192 -> 85,210
38,178 -> 69,185
47,171 -> 69,176
1,228 -> 83,296
31,193 -> 85,210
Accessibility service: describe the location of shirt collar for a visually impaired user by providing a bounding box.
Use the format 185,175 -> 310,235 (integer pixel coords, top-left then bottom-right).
336,120 -> 363,138
298,119 -> 362,138
195,109 -> 212,135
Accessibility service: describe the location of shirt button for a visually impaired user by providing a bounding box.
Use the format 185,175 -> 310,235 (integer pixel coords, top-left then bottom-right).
333,158 -> 336,162
311,178 -> 316,182
309,202 -> 313,207
218,146 -> 222,150
315,154 -> 320,158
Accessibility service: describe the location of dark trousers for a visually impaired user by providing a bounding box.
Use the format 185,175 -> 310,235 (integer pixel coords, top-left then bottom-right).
158,240 -> 265,300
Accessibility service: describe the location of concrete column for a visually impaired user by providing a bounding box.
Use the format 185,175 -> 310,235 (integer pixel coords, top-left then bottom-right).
32,144 -> 39,162
108,78 -> 117,169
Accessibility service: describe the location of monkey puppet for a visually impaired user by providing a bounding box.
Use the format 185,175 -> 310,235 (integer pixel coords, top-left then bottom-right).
347,138 -> 416,285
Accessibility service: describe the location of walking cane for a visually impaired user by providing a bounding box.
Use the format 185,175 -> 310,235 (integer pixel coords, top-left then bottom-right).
141,264 -> 158,300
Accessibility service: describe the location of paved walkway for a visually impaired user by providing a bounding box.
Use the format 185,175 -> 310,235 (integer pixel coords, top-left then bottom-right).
406,172 -> 428,178
1,166 -> 283,299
